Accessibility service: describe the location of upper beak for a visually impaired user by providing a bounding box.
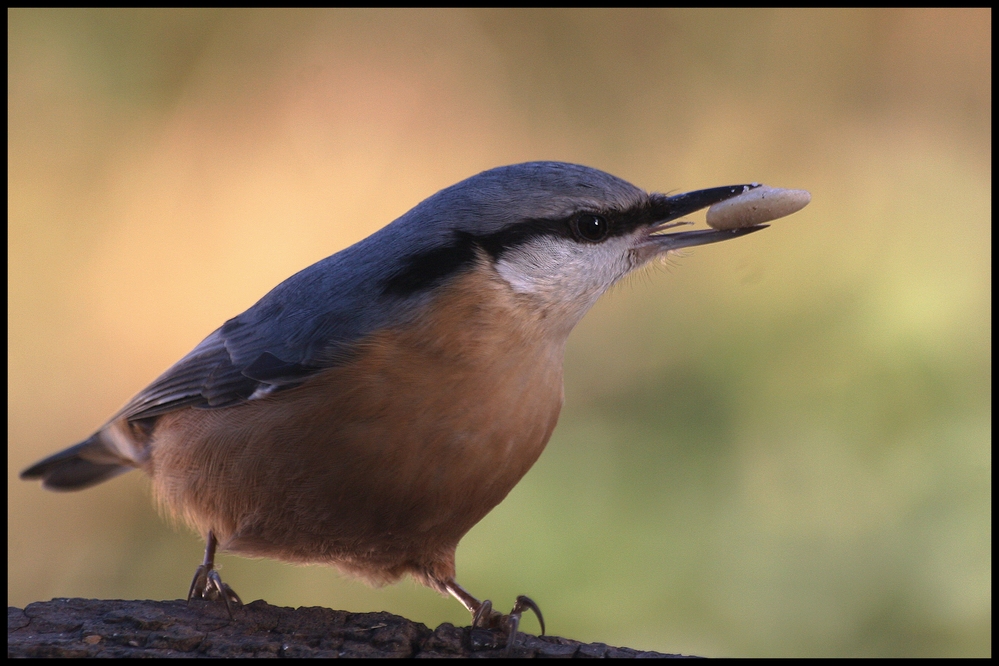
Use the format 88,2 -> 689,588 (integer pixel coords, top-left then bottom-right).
644,184 -> 768,252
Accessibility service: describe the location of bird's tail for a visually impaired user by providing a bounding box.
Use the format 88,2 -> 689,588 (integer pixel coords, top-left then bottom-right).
20,421 -> 144,491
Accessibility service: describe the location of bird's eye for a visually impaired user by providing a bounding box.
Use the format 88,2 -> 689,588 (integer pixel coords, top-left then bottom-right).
574,214 -> 609,242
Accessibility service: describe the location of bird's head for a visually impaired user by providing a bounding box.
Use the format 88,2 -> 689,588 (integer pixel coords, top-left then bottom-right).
377,162 -> 765,336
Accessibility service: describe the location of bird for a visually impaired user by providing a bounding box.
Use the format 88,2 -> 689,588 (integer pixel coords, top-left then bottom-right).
21,161 -> 766,646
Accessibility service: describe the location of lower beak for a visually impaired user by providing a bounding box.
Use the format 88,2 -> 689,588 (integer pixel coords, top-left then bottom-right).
649,224 -> 768,251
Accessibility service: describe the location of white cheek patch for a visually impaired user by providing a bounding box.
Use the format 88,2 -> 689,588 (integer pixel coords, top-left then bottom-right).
494,236 -> 637,314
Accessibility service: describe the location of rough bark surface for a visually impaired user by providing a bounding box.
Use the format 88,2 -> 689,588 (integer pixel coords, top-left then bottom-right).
8,598 -> 697,658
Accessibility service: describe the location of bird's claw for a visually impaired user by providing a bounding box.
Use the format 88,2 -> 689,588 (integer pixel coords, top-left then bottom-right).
187,564 -> 242,616
472,595 -> 545,649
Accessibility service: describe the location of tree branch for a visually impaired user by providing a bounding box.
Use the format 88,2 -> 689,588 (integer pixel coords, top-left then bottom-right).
8,598 -> 697,658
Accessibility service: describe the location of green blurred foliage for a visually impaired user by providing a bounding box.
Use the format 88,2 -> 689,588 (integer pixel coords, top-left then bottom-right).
8,9 -> 990,657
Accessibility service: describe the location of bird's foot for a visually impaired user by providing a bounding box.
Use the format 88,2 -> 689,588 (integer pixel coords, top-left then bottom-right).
187,530 -> 242,617
444,578 -> 544,650
187,564 -> 242,611
471,595 -> 545,650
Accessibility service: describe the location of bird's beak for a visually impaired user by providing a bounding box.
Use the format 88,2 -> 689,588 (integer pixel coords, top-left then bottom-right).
642,184 -> 768,253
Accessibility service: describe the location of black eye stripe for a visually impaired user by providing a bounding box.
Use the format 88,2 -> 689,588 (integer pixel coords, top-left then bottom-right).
382,197 -> 674,297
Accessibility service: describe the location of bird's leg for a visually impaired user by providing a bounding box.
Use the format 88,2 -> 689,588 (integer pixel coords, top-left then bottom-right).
187,530 -> 242,616
444,578 -> 545,649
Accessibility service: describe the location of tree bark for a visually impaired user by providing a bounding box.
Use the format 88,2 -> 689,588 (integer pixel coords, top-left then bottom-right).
8,598 -> 697,658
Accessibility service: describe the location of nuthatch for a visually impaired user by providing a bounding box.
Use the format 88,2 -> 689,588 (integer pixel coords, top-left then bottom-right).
22,162 -> 770,645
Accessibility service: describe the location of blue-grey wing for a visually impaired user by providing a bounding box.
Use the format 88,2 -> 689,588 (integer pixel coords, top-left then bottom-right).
109,241 -> 416,424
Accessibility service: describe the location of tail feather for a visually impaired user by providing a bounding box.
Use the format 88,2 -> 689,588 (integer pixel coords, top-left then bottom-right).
20,435 -> 137,491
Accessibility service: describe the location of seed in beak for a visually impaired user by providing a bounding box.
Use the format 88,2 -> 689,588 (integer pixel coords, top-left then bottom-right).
706,185 -> 811,230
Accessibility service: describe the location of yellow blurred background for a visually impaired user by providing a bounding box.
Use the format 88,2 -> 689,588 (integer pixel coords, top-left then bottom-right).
8,9 -> 990,657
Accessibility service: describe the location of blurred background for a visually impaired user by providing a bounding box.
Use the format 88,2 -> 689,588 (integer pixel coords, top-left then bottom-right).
8,9 -> 990,657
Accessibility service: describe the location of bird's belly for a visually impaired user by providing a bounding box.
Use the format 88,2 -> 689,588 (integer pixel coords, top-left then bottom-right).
149,321 -> 564,574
